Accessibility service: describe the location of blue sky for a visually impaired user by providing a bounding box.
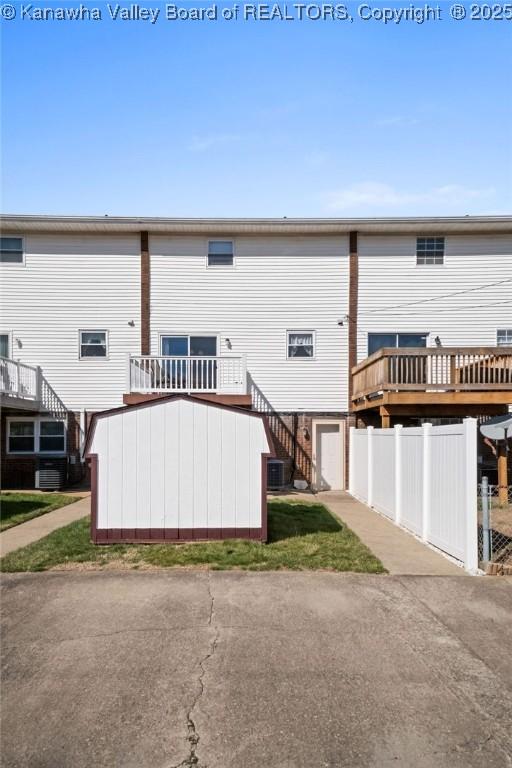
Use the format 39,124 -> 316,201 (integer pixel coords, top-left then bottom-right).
1,2 -> 511,216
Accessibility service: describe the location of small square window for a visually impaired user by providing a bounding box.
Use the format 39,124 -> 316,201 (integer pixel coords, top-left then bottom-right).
40,421 -> 65,452
287,331 -> 315,359
208,241 -> 234,266
416,237 -> 444,265
80,330 -> 107,358
8,421 -> 35,453
0,237 -> 23,264
497,329 -> 512,347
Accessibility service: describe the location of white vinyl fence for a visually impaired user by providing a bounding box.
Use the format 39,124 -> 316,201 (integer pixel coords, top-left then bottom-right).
349,419 -> 478,572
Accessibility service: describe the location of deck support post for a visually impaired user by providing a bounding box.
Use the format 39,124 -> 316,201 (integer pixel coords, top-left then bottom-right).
498,441 -> 508,505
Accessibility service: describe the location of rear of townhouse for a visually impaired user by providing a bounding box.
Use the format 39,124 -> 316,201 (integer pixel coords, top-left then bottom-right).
1,214 -> 511,491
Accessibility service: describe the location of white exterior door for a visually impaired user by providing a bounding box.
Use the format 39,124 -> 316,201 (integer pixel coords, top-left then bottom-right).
314,422 -> 343,490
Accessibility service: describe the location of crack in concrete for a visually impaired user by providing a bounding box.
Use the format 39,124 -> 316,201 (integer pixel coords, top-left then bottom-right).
173,572 -> 219,768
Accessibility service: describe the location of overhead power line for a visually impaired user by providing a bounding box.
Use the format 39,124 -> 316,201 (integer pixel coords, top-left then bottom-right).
368,298 -> 512,318
357,277 -> 512,316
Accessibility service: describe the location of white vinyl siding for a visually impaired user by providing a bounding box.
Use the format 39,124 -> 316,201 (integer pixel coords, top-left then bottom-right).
0,234 -> 141,411
150,235 -> 349,412
357,234 -> 512,363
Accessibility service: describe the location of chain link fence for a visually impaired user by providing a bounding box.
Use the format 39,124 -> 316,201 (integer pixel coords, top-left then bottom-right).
478,479 -> 512,569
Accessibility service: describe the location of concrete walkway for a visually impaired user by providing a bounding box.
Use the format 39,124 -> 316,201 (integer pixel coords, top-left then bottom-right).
0,495 -> 90,557
317,491 -> 464,576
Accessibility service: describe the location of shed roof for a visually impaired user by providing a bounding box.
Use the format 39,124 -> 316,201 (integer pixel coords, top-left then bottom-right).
84,394 -> 276,458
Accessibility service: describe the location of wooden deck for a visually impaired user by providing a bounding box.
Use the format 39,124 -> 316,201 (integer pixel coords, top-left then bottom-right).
352,347 -> 512,425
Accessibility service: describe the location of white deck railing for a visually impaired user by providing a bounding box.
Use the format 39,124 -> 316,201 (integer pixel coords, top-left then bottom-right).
0,356 -> 40,401
129,355 -> 247,395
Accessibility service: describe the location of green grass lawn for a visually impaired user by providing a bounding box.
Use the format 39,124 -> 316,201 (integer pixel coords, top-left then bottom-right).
0,499 -> 385,574
0,492 -> 78,532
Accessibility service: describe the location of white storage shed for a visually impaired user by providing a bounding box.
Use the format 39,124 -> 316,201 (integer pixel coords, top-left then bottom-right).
85,394 -> 275,543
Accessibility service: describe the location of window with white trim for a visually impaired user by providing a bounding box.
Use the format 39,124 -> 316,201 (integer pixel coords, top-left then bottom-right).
79,330 -> 108,358
207,241 -> 234,266
497,329 -> 512,347
0,237 -> 24,264
8,421 -> 35,453
39,421 -> 66,452
7,419 -> 66,454
0,333 -> 10,358
416,237 -> 444,265
287,331 -> 315,359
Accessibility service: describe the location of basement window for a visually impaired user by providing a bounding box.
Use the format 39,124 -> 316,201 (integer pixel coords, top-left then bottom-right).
207,241 -> 234,267
416,237 -> 444,265
8,421 -> 35,453
0,237 -> 24,264
7,418 -> 66,454
39,421 -> 66,452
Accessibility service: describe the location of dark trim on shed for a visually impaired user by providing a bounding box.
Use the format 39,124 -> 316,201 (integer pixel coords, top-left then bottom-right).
91,526 -> 265,544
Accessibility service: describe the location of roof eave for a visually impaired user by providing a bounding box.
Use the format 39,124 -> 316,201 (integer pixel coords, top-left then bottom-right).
1,214 -> 512,236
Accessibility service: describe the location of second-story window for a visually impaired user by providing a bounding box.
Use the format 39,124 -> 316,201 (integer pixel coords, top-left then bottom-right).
416,237 -> 444,265
287,331 -> 315,359
79,330 -> 108,358
0,334 -> 10,358
0,237 -> 24,264
497,329 -> 512,346
368,333 -> 428,356
207,240 -> 234,267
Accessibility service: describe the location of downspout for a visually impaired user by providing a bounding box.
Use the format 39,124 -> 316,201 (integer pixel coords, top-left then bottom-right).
79,409 -> 87,461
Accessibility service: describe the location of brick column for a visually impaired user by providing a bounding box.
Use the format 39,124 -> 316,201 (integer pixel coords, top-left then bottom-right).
348,230 -> 358,408
346,231 -> 358,489
140,231 -> 150,355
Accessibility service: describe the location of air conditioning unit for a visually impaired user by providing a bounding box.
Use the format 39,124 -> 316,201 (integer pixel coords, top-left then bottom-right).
35,458 -> 67,490
267,459 -> 284,489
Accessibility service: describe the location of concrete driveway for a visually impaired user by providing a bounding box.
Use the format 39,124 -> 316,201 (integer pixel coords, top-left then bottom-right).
1,572 -> 512,768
